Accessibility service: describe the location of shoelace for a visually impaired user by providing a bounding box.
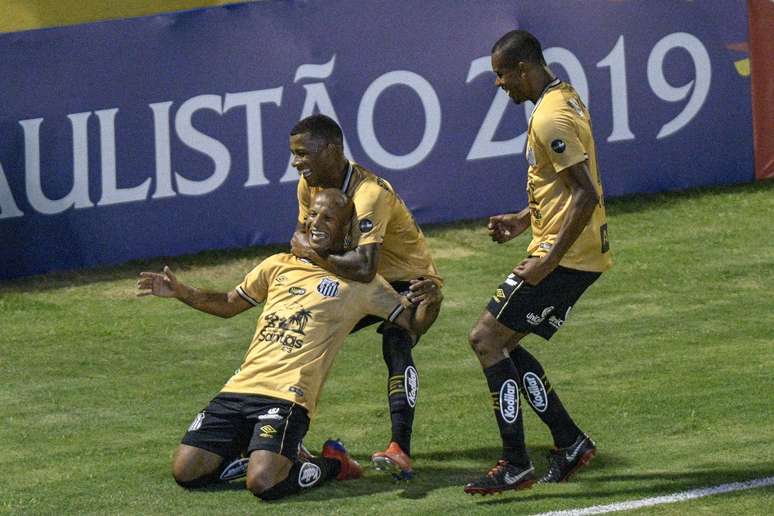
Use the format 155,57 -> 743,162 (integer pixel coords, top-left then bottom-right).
487,459 -> 509,477
544,451 -> 565,476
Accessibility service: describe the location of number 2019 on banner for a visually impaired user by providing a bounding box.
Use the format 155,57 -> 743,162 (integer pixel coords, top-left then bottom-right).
466,32 -> 712,160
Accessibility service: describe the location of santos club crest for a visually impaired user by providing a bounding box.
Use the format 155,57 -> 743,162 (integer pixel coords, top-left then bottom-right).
317,277 -> 340,297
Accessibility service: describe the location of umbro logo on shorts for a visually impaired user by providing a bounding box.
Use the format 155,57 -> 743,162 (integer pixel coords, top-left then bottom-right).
259,425 -> 277,438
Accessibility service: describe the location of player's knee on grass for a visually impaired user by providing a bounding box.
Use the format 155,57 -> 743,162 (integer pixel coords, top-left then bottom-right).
246,470 -> 274,497
171,444 -> 224,488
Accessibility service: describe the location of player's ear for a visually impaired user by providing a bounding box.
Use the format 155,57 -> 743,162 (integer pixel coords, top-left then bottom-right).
329,144 -> 341,161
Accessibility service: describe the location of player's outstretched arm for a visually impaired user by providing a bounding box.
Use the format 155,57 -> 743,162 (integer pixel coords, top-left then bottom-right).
136,266 -> 253,318
488,208 -> 531,243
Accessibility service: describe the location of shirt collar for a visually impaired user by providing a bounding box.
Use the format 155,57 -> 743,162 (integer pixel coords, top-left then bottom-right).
340,161 -> 353,193
531,78 -> 562,117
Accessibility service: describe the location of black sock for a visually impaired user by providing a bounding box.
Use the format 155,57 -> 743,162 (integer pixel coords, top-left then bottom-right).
175,455 -> 235,489
381,325 -> 417,456
256,457 -> 340,500
509,346 -> 582,448
382,326 -> 419,455
483,358 -> 529,467
174,471 -> 220,489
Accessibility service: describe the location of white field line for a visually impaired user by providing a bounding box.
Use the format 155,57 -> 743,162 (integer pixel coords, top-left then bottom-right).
532,476 -> 774,516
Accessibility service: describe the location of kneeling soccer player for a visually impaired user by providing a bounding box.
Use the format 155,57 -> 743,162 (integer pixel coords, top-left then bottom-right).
137,189 -> 441,500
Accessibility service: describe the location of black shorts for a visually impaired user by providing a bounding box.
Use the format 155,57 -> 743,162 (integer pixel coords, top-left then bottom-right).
350,280 -> 412,334
181,393 -> 309,461
486,266 -> 601,340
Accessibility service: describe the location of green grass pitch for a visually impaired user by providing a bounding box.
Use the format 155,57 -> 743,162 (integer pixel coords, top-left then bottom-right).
2,181 -> 773,514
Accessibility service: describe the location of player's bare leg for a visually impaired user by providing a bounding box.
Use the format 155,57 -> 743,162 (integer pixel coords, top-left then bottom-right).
171,444 -> 225,488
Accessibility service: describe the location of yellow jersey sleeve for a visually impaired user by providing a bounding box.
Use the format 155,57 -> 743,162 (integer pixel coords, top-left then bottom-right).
235,259 -> 275,307
352,182 -> 391,246
532,109 -> 587,173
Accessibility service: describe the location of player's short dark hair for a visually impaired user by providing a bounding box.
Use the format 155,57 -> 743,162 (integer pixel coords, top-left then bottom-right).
290,114 -> 343,147
491,30 -> 546,66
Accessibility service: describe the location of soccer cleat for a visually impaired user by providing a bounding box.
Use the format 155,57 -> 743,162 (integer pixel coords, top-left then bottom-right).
322,439 -> 363,480
219,457 -> 249,481
539,433 -> 597,483
371,442 -> 414,480
464,459 -> 535,495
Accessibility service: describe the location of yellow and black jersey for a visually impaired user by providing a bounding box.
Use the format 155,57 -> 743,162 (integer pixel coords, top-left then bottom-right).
525,79 -> 612,273
297,162 -> 442,285
221,253 -> 407,417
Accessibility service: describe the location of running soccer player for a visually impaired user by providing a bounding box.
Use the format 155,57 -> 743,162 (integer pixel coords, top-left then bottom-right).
137,189 -> 442,500
289,114 -> 442,479
463,30 -> 612,495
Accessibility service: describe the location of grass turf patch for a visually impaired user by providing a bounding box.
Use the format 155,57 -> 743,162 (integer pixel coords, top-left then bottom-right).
2,181 -> 773,514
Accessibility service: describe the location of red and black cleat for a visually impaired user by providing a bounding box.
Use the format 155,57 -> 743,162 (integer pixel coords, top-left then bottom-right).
371,441 -> 414,480
322,439 -> 363,480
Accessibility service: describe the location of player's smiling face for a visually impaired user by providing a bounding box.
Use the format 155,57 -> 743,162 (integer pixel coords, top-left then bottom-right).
290,132 -> 336,187
492,51 -> 527,104
306,194 -> 349,255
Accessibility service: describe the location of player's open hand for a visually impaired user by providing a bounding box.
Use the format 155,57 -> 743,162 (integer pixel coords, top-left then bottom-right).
513,257 -> 554,286
291,230 -> 316,259
407,278 -> 442,305
137,266 -> 180,298
488,213 -> 529,243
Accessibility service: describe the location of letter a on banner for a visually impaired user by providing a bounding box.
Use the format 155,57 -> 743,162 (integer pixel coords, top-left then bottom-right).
0,161 -> 24,219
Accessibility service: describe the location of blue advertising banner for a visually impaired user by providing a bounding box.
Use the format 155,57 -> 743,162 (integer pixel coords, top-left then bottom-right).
0,0 -> 752,279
